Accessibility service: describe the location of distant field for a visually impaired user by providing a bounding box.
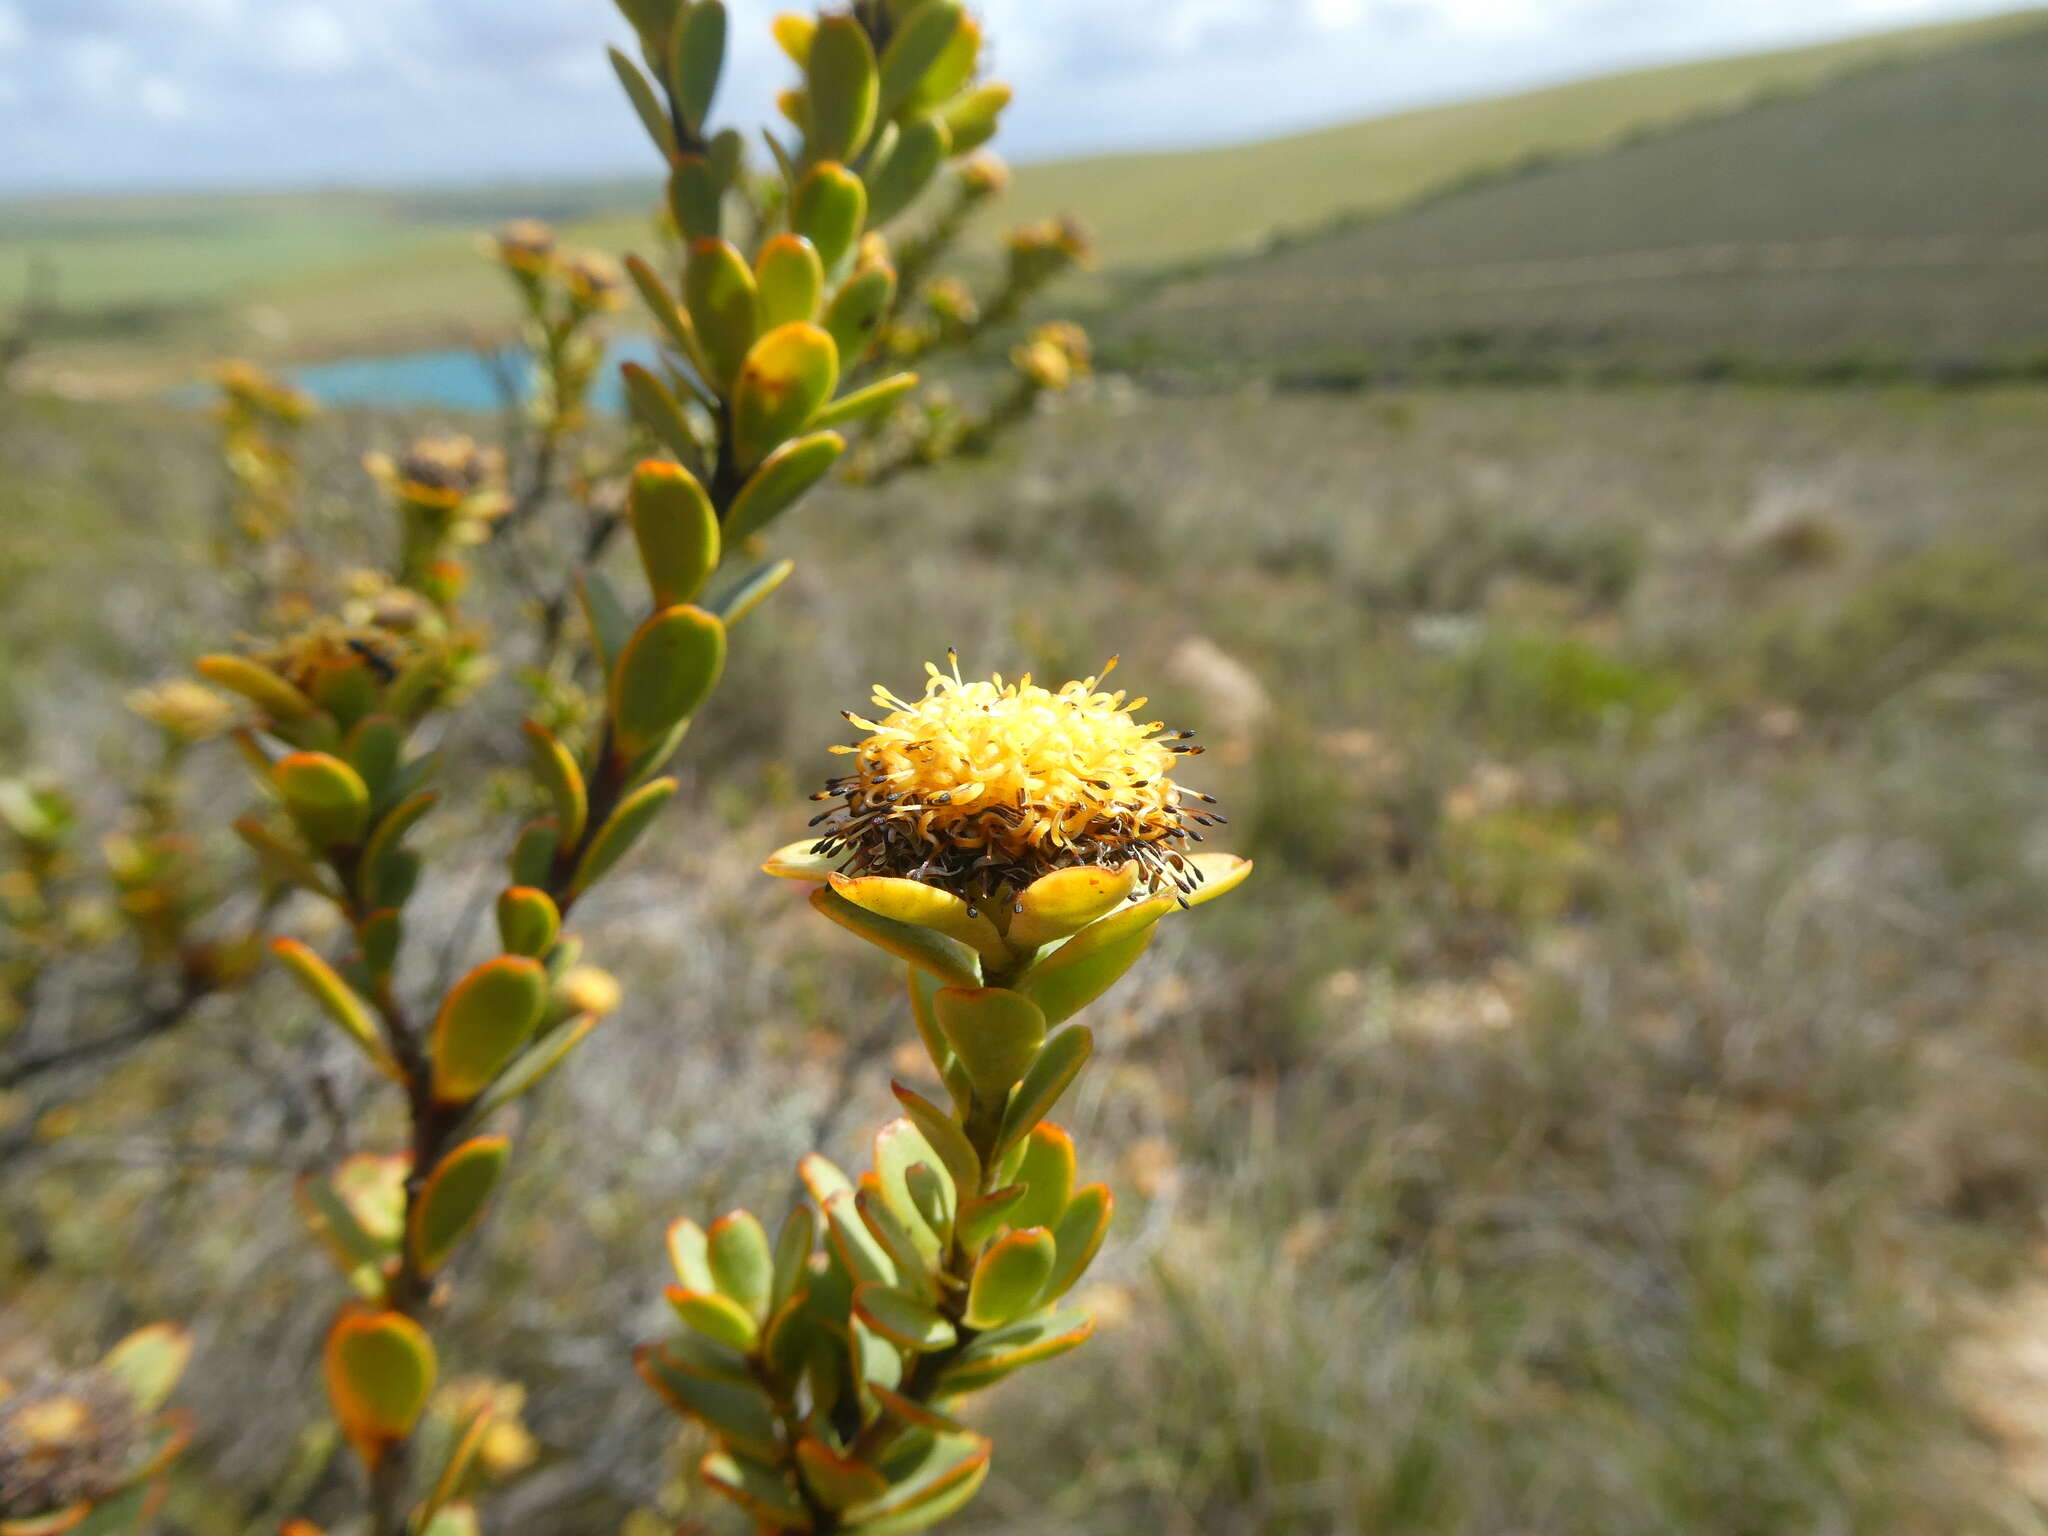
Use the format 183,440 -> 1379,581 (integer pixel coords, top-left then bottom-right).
1,8 -> 2040,391
1110,21 -> 2048,380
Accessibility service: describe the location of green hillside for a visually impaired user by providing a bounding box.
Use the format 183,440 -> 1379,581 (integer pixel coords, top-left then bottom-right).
1111,19 -> 2048,380
1000,8 -> 2046,268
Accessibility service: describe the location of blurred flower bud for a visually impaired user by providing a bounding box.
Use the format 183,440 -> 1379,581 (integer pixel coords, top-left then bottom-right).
126,680 -> 240,744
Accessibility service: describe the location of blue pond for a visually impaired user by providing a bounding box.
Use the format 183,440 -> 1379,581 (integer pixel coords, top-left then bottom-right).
281,334 -> 665,413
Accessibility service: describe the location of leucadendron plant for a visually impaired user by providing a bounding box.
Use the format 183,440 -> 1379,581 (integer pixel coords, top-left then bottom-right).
167,4 -> 1099,1531
640,660 -> 1249,1532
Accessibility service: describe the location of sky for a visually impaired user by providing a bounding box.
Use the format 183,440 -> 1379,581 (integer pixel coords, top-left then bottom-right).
0,0 -> 2029,196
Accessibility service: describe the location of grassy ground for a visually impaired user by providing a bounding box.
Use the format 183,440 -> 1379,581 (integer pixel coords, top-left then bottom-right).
1112,20 -> 2048,380
3,380 -> 2047,1532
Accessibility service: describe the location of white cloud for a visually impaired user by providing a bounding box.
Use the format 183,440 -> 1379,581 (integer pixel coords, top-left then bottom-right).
267,2 -> 356,76
1428,0 -> 1548,38
137,74 -> 190,121
64,36 -> 128,102
0,0 -> 2025,193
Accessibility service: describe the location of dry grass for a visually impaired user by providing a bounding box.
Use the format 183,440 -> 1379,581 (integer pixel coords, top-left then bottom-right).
3,382 -> 2047,1532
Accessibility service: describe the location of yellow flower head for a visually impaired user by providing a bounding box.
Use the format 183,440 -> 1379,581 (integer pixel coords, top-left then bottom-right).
811,656 -> 1220,902
253,617 -> 419,702
960,152 -> 1010,197
561,250 -> 626,311
126,680 -> 240,743
494,219 -> 557,273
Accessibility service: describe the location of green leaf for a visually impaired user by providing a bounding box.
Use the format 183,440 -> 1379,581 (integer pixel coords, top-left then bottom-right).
627,460 -> 720,608
809,884 -> 981,987
667,1216 -> 717,1291
683,236 -> 760,388
993,1024 -> 1093,1161
938,81 -> 1009,155
851,1317 -> 903,1396
771,1205 -> 817,1311
1043,1183 -> 1112,1301
357,788 -> 437,910
772,11 -> 813,65
873,1117 -> 953,1249
733,321 -> 839,469
856,1187 -> 937,1295
708,1209 -> 775,1322
791,161 -> 867,275
101,1323 -> 192,1414
273,750 -> 370,847
823,1189 -> 898,1288
196,653 -> 317,721
1007,864 -> 1141,954
639,1350 -> 782,1463
852,1282 -> 955,1352
233,813 -> 336,897
493,885 -> 560,960
755,232 -> 825,327
429,956 -> 549,1105
842,1430 -> 992,1532
1013,894 -> 1174,1025
954,1183 -> 1025,1251
609,605 -> 727,761
296,1171 -> 389,1291
700,556 -> 796,626
965,1227 -> 1055,1329
325,1307 -> 437,1453
571,776 -> 678,896
625,253 -> 698,362
662,1325 -> 755,1386
827,873 -> 1005,964
889,1082 -> 980,1196
865,115 -> 949,226
519,721 -> 587,850
417,1503 -> 481,1536
877,0 -> 966,120
508,816 -> 559,889
725,431 -> 845,544
342,713 -> 404,806
576,567 -> 633,675
670,0 -> 726,135
620,362 -> 703,471
360,907 -> 402,981
806,15 -> 879,162
935,1308 -> 1092,1395
408,1136 -> 510,1275
668,1285 -> 760,1352
822,261 -> 897,367
463,1012 -> 598,1126
698,1448 -> 813,1528
933,986 -> 1045,1104
797,1437 -> 892,1511
1006,1123 -> 1076,1234
904,6 -> 980,113
272,938 -> 401,1080
668,153 -> 723,240
812,371 -> 919,431
609,45 -> 676,158
799,1151 -> 856,1208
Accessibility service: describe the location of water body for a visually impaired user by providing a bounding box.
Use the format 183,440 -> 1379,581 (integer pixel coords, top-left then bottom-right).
280,334 -> 665,414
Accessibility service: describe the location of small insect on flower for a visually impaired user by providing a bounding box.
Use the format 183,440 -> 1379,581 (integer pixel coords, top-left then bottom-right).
809,654 -> 1224,904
